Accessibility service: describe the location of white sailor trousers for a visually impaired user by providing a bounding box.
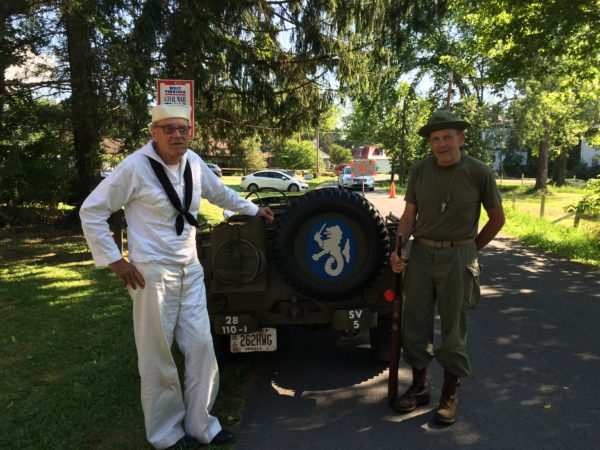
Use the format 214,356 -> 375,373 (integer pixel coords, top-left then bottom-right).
129,261 -> 221,449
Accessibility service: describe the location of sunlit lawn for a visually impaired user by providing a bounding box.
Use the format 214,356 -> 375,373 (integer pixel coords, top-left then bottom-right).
498,184 -> 599,236
0,231 -> 255,449
492,182 -> 600,269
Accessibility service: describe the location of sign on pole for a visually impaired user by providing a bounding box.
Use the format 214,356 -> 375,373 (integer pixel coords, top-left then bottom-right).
350,159 -> 377,195
157,79 -> 195,137
351,159 -> 377,177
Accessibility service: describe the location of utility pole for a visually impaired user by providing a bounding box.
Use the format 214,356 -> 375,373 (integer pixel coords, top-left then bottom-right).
315,124 -> 320,177
400,98 -> 407,185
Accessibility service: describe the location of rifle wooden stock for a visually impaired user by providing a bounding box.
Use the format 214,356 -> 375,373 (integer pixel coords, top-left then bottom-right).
387,236 -> 403,405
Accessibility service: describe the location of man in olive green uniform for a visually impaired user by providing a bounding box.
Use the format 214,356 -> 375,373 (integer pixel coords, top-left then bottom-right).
390,110 -> 505,425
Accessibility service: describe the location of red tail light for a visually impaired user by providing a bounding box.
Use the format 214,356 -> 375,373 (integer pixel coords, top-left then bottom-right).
383,289 -> 395,302
241,176 -> 246,181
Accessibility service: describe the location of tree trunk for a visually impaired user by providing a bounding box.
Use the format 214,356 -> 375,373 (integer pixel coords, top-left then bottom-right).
0,1 -> 27,133
1,2 -> 30,209
535,120 -> 550,191
63,2 -> 102,209
0,9 -> 6,131
553,146 -> 568,187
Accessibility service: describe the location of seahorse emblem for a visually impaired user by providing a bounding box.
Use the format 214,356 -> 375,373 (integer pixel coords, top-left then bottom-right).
312,223 -> 351,276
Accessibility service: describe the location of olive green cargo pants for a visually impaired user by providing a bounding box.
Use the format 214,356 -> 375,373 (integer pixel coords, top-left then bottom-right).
402,240 -> 481,377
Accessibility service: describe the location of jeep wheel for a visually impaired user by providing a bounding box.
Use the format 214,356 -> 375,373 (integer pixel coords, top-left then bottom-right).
274,188 -> 389,300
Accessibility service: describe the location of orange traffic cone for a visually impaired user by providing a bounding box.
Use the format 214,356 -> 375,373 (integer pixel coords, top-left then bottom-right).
389,182 -> 396,198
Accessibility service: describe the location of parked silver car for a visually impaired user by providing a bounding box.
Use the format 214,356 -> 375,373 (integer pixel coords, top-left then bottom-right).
338,166 -> 375,191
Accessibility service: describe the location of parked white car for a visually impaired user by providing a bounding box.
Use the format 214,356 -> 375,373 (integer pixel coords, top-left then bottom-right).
240,170 -> 309,192
338,166 -> 375,191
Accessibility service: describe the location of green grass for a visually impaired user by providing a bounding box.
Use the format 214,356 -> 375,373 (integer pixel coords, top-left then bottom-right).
490,183 -> 600,269
0,231 -> 258,450
498,184 -> 600,236
0,175 -> 348,449
501,203 -> 600,270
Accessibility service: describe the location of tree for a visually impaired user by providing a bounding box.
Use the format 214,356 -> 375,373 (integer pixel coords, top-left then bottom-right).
328,144 -> 353,166
442,1 -> 600,189
565,176 -> 600,227
344,82 -> 432,183
451,0 -> 600,83
509,72 -> 600,189
154,0 -> 447,154
0,98 -> 72,213
61,0 -> 104,208
0,1 -> 74,221
2,1 -> 131,213
274,139 -> 319,170
239,135 -> 267,172
4,0 -> 450,211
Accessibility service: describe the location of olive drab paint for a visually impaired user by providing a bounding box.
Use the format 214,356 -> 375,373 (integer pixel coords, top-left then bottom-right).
198,189 -> 399,358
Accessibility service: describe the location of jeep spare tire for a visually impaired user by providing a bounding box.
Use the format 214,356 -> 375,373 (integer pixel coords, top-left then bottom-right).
274,188 -> 389,300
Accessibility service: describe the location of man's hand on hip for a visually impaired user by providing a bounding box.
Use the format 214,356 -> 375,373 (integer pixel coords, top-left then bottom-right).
109,258 -> 145,290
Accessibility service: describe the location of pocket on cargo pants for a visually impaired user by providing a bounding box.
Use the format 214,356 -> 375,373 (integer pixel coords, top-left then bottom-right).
463,260 -> 481,310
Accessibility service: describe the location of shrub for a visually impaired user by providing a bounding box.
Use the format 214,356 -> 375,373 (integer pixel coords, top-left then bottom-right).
565,176 -> 600,226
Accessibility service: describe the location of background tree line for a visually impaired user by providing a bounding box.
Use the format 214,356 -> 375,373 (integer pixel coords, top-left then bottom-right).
343,0 -> 600,190
1,0 -> 599,223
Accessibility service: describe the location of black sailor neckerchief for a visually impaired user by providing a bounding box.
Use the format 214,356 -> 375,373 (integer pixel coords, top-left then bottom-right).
146,156 -> 199,235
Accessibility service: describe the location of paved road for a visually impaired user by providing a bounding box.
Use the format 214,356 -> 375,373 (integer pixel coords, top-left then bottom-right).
234,189 -> 600,449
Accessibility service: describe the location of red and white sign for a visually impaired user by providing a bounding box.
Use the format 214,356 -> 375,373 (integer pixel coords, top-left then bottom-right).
350,159 -> 377,177
157,79 -> 195,136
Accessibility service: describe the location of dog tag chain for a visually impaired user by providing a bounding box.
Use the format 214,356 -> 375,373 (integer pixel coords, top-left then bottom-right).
435,159 -> 461,214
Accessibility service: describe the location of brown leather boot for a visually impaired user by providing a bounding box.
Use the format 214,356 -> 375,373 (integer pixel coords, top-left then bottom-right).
392,367 -> 430,413
435,370 -> 460,425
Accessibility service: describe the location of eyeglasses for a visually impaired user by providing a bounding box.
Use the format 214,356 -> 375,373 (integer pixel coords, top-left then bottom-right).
153,125 -> 191,135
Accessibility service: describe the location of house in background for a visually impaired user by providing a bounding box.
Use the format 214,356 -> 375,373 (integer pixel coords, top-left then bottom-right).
100,138 -> 125,176
352,145 -> 390,173
581,138 -> 600,167
483,124 -> 528,173
491,149 -> 528,172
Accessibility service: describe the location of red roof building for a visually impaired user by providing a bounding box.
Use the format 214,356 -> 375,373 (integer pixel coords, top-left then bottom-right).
352,145 -> 390,173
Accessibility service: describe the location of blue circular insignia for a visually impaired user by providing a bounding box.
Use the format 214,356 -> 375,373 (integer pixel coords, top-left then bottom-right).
306,219 -> 355,280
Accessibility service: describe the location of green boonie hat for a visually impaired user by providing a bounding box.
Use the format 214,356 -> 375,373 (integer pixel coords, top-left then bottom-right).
418,110 -> 470,137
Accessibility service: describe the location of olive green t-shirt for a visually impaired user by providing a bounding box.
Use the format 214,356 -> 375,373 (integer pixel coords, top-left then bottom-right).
405,154 -> 502,241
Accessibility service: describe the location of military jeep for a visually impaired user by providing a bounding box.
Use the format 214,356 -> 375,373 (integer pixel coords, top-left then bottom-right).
197,187 -> 399,360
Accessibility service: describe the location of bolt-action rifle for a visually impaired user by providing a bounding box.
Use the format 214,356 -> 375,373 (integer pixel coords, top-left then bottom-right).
388,234 -> 403,405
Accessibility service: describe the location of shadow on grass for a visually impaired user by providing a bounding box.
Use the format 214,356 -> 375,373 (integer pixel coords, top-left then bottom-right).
1,232 -> 256,449
1,236 -> 147,449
